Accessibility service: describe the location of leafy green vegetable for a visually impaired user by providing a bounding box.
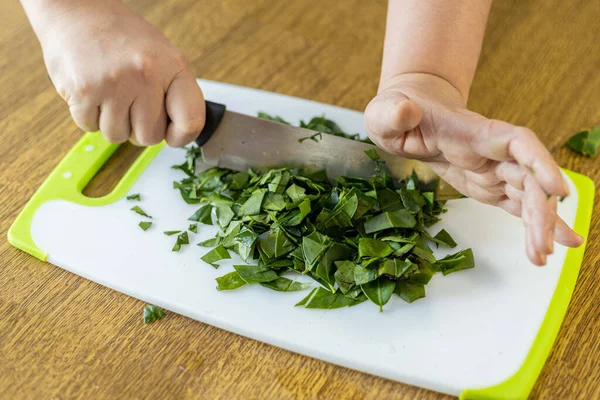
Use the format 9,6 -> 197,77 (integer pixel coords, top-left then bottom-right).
138,221 -> 152,231
172,231 -> 189,252
435,248 -> 475,275
168,113 -> 474,311
361,277 -> 396,312
188,204 -> 213,225
126,193 -> 141,201
188,223 -> 198,233
261,277 -> 311,292
395,281 -> 426,303
131,206 -> 151,218
565,126 -> 600,157
201,245 -> 231,268
298,132 -> 323,143
143,304 -> 166,324
216,271 -> 247,291
234,264 -> 279,284
164,230 -> 181,236
430,229 -> 457,248
295,287 -> 365,309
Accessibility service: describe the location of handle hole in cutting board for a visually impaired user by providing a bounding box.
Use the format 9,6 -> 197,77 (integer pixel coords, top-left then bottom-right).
82,142 -> 144,198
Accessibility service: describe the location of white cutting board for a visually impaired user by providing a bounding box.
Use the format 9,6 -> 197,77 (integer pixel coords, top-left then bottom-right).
8,80 -> 594,399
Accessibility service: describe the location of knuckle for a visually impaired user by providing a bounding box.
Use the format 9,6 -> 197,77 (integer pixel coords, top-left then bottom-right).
132,53 -> 157,81
171,49 -> 190,71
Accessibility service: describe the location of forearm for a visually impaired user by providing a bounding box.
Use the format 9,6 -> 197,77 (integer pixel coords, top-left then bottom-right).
380,0 -> 492,100
20,0 -> 121,38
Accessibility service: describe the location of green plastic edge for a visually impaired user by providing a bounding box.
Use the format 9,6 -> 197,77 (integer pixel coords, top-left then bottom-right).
7,132 -> 164,261
460,169 -> 595,400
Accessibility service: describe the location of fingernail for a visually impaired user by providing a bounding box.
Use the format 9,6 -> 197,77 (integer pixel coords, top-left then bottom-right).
540,253 -> 547,265
562,180 -> 570,195
547,237 -> 554,254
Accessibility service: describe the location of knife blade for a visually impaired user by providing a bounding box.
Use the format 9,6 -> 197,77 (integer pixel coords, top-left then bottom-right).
195,101 -> 462,200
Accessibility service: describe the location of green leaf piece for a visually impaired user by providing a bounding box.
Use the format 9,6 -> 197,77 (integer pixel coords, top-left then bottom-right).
395,281 -> 426,303
131,206 -> 151,218
126,193 -> 141,201
201,245 -> 231,268
234,264 -> 279,284
164,230 -> 181,236
261,277 -> 311,292
172,231 -> 190,252
143,304 -> 166,324
188,204 -> 213,225
361,277 -> 396,312
139,221 -> 153,231
216,271 -> 247,291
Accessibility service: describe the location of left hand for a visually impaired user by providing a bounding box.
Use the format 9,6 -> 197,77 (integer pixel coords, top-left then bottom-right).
365,73 -> 583,266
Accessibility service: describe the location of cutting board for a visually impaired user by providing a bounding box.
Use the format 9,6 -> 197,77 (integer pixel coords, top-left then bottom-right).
9,79 -> 594,399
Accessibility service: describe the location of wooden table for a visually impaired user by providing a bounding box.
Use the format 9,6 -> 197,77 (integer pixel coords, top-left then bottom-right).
1,0 -> 598,398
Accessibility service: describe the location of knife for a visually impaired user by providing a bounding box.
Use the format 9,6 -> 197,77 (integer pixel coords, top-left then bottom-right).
195,101 -> 463,200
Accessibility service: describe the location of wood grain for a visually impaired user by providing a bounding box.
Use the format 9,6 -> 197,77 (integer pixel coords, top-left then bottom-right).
0,0 -> 598,399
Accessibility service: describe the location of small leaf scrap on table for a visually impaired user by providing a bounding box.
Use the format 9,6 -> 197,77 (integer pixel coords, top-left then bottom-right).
168,114 -> 474,311
143,304 -> 166,324
565,125 -> 600,157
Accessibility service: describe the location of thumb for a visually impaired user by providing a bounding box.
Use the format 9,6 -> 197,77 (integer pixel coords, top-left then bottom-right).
365,90 -> 423,155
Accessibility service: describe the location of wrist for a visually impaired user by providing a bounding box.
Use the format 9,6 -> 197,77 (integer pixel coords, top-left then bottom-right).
378,72 -> 468,107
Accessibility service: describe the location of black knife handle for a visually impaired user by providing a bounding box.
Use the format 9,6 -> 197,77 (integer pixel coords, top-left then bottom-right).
195,100 -> 226,146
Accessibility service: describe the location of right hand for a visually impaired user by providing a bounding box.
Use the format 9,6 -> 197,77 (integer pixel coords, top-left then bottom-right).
38,0 -> 205,147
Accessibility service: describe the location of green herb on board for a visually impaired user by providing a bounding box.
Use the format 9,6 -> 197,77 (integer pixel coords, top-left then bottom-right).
143,304 -> 166,324
131,206 -> 151,218
168,114 -> 474,311
139,221 -> 153,231
298,132 -> 323,143
172,231 -> 189,252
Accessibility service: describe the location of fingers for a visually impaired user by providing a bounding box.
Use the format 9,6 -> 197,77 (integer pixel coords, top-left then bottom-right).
523,175 -> 556,265
99,99 -> 132,143
165,69 -> 205,147
470,118 -> 569,197
69,102 -> 100,132
502,186 -> 584,248
130,85 -> 167,146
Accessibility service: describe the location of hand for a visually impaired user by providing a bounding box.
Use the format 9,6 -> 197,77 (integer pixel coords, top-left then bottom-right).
365,73 -> 584,266
38,0 -> 204,147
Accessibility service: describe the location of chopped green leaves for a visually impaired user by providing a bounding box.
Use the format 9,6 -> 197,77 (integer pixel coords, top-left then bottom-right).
261,277 -> 311,292
188,204 -> 213,225
172,231 -> 189,252
298,132 -> 323,143
565,126 -> 600,157
435,248 -> 475,276
143,304 -> 166,324
139,221 -> 153,231
131,206 -> 151,218
164,230 -> 181,236
216,271 -> 247,291
167,113 -> 474,311
201,245 -> 231,268
126,193 -> 141,201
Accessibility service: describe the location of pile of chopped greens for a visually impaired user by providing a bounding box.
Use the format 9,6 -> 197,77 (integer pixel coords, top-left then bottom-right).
169,114 -> 474,311
565,125 -> 600,157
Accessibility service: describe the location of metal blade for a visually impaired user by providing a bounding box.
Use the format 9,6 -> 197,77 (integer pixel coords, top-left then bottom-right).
200,111 -> 462,200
